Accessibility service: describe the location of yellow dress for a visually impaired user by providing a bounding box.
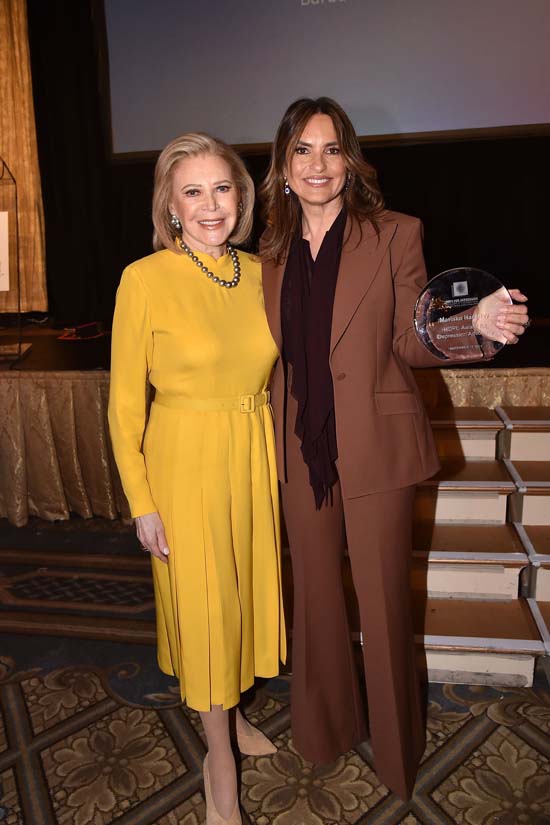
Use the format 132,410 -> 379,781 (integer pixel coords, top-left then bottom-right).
108,246 -> 286,711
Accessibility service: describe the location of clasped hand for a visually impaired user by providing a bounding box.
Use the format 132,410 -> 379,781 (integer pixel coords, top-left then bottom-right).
472,288 -> 529,345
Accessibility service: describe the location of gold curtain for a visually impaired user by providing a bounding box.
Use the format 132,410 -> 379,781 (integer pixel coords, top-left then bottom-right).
0,0 -> 47,312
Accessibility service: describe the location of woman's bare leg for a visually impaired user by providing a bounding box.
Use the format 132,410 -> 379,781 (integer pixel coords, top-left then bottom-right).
200,705 -> 237,818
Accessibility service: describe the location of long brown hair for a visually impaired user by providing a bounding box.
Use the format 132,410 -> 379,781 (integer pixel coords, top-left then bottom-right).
259,97 -> 385,264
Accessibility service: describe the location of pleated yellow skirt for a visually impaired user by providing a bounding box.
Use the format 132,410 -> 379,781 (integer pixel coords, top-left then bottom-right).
143,397 -> 286,710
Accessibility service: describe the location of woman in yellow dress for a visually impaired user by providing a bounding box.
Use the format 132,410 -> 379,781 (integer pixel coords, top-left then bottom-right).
108,132 -> 286,825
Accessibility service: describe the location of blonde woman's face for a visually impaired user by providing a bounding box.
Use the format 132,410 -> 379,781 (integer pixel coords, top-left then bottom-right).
286,114 -> 347,209
169,154 -> 238,258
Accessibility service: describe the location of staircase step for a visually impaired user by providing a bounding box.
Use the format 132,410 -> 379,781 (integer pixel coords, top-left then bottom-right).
416,460 -> 514,522
417,597 -> 544,687
496,408 -> 550,460
507,460 -> 550,489
496,406 -> 550,460
534,600 -> 550,644
507,461 -> 550,526
498,406 -> 550,426
519,489 -> 550,525
412,523 -> 527,599
430,407 -> 503,459
522,524 -> 550,556
506,432 -> 550,461
413,522 -> 525,558
0,548 -> 150,571
514,524 -> 550,599
0,610 -> 156,644
431,407 -> 503,428
417,596 -> 539,645
421,459 -> 515,489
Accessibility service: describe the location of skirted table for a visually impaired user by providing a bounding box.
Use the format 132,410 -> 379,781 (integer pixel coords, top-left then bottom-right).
0,371 -> 129,526
1,368 -> 549,527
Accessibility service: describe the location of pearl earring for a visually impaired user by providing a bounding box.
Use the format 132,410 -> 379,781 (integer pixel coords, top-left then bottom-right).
170,213 -> 182,232
284,178 -> 290,196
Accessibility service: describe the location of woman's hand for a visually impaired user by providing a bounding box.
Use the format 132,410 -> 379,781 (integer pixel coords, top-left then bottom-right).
135,512 -> 170,563
472,287 -> 529,345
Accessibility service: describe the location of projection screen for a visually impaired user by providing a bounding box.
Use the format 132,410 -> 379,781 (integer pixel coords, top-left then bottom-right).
104,0 -> 550,154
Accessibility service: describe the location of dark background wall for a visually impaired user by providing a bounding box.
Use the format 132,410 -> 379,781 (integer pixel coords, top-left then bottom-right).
26,0 -> 549,330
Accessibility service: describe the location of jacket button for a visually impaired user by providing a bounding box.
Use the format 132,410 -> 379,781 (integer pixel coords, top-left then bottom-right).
336,372 -> 346,381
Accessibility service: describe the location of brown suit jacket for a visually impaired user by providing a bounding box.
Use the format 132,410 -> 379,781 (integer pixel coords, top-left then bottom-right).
261,209 -> 449,499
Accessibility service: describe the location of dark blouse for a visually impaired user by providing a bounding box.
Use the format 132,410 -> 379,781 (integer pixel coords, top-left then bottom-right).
281,208 -> 346,508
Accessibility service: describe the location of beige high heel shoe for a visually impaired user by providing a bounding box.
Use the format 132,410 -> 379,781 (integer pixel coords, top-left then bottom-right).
203,754 -> 242,825
236,722 -> 277,756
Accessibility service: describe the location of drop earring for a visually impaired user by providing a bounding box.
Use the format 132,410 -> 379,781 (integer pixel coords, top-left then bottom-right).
344,173 -> 351,192
170,213 -> 182,232
284,178 -> 290,196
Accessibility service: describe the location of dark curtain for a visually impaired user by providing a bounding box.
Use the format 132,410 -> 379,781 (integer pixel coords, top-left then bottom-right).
26,0 -> 115,324
368,138 -> 548,318
27,0 -> 549,329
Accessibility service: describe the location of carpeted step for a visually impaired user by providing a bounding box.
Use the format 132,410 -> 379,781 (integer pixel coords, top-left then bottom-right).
532,599 -> 550,647
518,489 -> 550,526
513,523 -> 550,599
506,460 -> 550,489
0,546 -> 156,645
411,523 -> 528,599
415,459 -> 515,522
416,596 -> 545,687
505,461 -> 550,526
430,406 -> 503,459
496,405 -> 550,460
0,609 -> 156,644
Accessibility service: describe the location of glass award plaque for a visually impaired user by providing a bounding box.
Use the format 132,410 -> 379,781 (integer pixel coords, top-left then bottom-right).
413,267 -> 513,361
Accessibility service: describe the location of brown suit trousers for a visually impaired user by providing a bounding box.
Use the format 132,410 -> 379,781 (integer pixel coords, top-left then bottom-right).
282,392 -> 424,800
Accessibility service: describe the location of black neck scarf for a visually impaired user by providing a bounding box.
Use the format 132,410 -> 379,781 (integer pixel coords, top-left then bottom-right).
281,208 -> 346,508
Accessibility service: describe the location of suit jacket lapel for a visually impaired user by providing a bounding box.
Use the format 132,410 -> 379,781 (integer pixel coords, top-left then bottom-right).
261,254 -> 284,354
261,214 -> 397,357
330,216 -> 397,355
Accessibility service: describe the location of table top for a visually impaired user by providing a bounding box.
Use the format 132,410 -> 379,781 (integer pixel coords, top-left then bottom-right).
0,333 -> 111,372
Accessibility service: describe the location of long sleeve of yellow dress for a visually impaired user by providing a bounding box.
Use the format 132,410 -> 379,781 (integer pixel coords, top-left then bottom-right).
108,265 -> 157,517
107,247 -> 285,711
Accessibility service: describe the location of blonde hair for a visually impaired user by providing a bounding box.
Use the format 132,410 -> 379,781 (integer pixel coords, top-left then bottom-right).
152,132 -> 255,251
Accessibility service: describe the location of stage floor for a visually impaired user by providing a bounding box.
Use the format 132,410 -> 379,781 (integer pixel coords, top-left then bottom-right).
0,325 -> 111,371
0,319 -> 549,371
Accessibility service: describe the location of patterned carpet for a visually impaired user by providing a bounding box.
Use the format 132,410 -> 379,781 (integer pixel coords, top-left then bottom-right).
1,518 -> 550,824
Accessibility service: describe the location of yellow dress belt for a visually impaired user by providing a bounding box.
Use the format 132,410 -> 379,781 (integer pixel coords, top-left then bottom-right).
153,390 -> 270,413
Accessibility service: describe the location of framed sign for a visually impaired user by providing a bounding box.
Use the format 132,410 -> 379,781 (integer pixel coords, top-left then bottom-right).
0,161 -> 17,306
0,211 -> 9,292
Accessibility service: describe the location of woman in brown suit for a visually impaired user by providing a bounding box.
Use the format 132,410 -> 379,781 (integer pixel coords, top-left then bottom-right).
259,97 -> 529,799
